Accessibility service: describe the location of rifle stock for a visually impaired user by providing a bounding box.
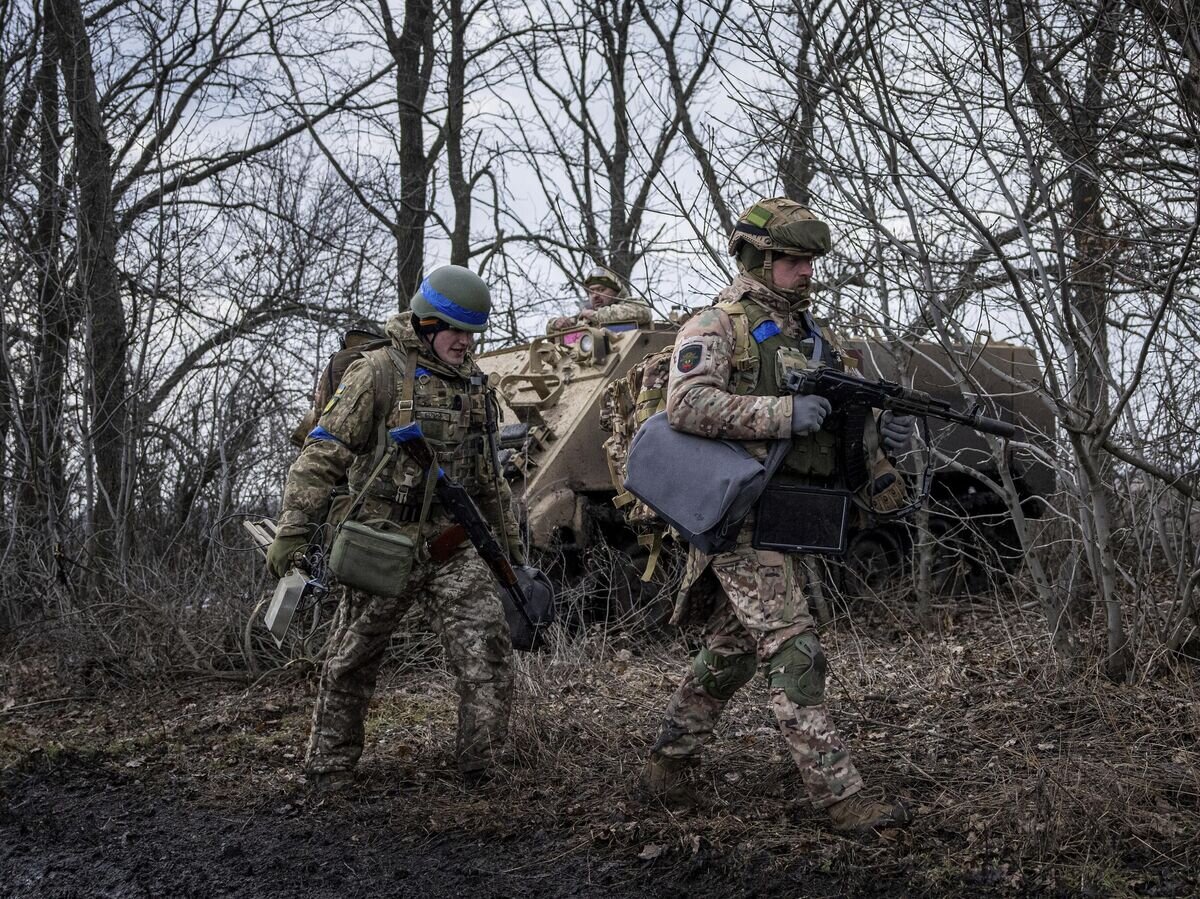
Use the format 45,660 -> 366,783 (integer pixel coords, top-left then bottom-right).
389,423 -> 536,630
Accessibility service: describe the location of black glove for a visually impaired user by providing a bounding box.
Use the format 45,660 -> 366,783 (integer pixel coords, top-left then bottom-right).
791,395 -> 832,435
880,411 -> 916,455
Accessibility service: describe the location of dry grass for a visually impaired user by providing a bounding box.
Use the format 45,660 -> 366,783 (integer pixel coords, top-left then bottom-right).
4,592 -> 1196,895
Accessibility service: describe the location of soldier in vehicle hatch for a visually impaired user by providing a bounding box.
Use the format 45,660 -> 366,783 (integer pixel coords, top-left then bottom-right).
546,266 -> 652,332
639,198 -> 916,832
267,265 -> 521,791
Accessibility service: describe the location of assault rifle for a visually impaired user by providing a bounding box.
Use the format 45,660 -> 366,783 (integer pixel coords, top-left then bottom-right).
776,366 -> 1019,531
388,423 -> 544,641
784,367 -> 1018,440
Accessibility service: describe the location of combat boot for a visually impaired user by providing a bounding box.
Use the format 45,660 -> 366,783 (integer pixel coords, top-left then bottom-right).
306,770 -> 355,794
639,754 -> 714,809
826,793 -> 912,832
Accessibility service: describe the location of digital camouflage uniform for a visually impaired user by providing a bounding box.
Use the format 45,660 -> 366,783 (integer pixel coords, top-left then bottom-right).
649,271 -> 864,810
277,313 -> 518,777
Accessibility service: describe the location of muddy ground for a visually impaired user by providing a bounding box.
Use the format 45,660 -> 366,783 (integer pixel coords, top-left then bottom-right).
2,604 -> 1198,898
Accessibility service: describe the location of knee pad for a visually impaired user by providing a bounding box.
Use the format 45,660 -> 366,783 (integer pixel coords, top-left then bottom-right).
766,633 -> 826,706
692,648 -> 756,701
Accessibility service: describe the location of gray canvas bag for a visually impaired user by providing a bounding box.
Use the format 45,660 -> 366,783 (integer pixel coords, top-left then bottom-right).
624,412 -> 789,554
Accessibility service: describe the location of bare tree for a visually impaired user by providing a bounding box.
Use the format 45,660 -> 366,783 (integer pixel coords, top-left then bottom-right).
504,0 -> 728,311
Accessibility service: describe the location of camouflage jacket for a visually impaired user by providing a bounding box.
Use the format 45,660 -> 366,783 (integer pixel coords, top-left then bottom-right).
277,314 -> 520,555
665,273 -> 810,442
546,298 -> 652,333
589,299 -> 652,326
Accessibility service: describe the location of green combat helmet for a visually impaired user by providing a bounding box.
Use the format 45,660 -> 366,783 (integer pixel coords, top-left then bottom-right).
582,266 -> 625,297
410,264 -> 492,333
729,197 -> 831,309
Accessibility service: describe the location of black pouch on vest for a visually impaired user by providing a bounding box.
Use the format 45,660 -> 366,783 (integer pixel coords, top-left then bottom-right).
751,484 -> 851,555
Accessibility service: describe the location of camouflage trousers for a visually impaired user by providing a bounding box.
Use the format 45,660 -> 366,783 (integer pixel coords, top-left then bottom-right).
652,545 -> 863,809
305,549 -> 513,776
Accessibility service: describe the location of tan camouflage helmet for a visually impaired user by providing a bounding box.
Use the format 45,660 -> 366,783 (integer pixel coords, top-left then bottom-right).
728,197 -> 831,260
582,266 -> 624,295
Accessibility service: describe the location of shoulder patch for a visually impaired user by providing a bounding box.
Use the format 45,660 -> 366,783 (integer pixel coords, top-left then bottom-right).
323,382 -> 349,413
751,320 -> 781,343
676,342 -> 704,373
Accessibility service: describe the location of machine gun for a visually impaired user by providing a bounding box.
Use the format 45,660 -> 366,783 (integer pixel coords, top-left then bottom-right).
388,423 -> 553,650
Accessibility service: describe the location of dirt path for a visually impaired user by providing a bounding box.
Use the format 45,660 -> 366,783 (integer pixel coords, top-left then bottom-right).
1,755 -> 887,899
3,616 -> 1198,897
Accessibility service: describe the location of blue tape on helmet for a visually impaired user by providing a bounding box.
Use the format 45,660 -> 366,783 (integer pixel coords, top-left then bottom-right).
420,278 -> 488,327
307,426 -> 345,444
752,320 -> 781,343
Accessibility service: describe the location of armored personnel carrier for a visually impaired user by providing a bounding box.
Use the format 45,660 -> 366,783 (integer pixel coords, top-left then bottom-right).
476,318 -> 1055,604
477,320 -> 677,554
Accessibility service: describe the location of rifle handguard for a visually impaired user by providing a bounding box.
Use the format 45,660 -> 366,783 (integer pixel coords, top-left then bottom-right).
967,413 -> 1017,440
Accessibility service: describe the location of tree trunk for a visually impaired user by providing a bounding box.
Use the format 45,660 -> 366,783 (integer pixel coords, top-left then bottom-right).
49,0 -> 128,567
600,0 -> 635,281
445,0 -> 471,267
781,2 -> 818,204
381,0 -> 436,305
22,14 -> 72,545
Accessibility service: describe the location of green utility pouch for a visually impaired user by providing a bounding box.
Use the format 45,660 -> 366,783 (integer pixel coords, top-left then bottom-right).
327,400 -> 437,596
782,429 -> 838,477
328,520 -> 415,597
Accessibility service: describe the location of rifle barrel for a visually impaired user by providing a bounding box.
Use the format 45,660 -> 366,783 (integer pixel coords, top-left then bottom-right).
789,369 -> 1017,440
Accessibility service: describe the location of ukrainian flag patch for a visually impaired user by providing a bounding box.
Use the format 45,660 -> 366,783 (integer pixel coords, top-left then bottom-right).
323,382 -> 349,413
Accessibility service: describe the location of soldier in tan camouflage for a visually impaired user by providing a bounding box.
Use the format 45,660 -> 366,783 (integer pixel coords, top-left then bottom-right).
267,265 -> 521,791
547,266 -> 652,332
640,199 -> 914,832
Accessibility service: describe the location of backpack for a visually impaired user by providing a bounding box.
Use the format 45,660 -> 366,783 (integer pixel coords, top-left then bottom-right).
599,347 -> 675,579
290,327 -> 402,448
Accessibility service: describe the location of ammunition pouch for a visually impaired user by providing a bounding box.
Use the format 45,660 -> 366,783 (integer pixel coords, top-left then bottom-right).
328,520 -> 416,597
781,429 -> 838,478
752,482 -> 851,555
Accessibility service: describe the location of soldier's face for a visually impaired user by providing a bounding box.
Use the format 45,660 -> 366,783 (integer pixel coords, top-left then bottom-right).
773,254 -> 813,291
587,284 -> 618,308
431,327 -> 473,366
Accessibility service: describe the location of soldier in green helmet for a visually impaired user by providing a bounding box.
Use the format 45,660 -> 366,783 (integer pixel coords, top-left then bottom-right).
546,265 -> 652,332
639,198 -> 915,831
268,264 -> 522,790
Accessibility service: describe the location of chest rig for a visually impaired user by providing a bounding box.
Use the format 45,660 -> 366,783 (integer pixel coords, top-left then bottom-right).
717,298 -> 844,482
346,344 -> 497,515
